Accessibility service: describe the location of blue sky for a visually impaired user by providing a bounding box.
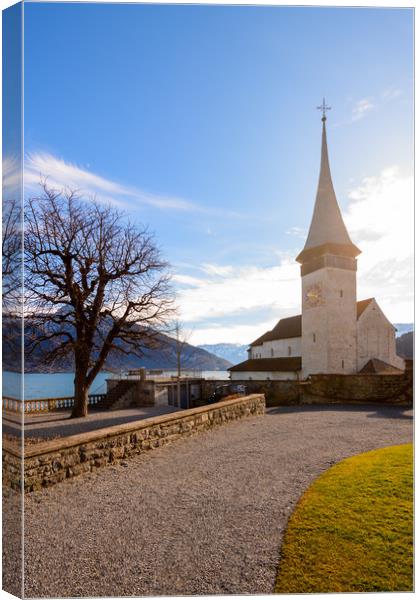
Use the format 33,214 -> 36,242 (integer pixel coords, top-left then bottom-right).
17,2 -> 414,343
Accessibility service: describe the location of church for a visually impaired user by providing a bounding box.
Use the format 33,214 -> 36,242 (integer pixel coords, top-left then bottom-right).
229,104 -> 405,381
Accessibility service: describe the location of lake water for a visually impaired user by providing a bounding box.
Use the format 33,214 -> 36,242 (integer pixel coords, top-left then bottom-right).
2,370 -> 230,400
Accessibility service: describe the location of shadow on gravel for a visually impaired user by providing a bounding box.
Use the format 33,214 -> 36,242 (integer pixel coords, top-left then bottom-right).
22,408 -> 180,439
266,403 -> 413,420
365,405 -> 413,420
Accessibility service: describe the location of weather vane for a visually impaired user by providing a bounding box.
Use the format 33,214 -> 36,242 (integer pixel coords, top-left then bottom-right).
317,98 -> 331,121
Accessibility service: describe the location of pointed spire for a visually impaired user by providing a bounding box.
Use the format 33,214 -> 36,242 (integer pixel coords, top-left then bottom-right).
296,107 -> 360,264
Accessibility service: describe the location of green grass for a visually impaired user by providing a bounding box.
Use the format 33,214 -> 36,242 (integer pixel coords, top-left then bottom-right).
275,444 -> 413,593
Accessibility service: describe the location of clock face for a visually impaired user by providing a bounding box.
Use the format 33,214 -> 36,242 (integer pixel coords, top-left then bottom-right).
304,283 -> 323,308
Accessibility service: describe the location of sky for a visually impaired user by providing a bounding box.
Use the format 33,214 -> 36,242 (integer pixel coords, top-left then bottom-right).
8,1 -> 414,344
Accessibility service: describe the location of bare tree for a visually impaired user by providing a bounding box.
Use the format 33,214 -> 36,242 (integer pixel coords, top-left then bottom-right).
2,197 -> 21,309
173,320 -> 194,377
2,197 -> 22,359
24,183 -> 174,417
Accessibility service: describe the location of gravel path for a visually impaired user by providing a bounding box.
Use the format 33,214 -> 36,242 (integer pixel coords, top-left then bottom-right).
22,404 -> 413,597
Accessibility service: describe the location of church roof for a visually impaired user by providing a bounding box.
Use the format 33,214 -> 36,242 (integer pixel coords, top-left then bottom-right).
359,358 -> 404,374
250,299 -> 375,347
296,117 -> 360,263
356,297 -> 374,318
229,357 -> 302,372
250,315 -> 302,346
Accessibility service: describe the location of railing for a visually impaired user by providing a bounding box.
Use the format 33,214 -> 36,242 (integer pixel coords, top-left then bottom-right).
2,394 -> 107,415
111,369 -> 203,380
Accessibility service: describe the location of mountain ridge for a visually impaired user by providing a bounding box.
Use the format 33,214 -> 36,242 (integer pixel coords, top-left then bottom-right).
200,323 -> 413,364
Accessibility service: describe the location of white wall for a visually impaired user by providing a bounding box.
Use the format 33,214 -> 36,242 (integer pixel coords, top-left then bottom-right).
250,337 -> 301,359
357,300 -> 405,370
301,267 -> 357,377
230,370 -> 300,381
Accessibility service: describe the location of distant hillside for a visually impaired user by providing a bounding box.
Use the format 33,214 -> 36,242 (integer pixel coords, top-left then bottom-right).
199,343 -> 248,365
3,319 -> 231,373
396,331 -> 413,359
393,323 -> 414,337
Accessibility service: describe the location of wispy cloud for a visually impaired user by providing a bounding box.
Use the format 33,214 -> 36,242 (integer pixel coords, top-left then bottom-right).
285,226 -> 306,238
25,152 -> 198,211
3,155 -> 21,198
382,87 -> 402,100
351,98 -> 375,122
24,151 -> 251,220
333,89 -> 403,128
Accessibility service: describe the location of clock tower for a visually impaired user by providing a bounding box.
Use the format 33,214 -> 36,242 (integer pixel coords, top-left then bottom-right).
296,101 -> 361,377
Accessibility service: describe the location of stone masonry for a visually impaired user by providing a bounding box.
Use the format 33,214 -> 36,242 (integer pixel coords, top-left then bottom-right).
3,394 -> 265,492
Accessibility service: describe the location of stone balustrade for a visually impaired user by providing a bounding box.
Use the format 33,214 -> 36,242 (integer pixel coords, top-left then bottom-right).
3,394 -> 266,492
2,394 -> 107,414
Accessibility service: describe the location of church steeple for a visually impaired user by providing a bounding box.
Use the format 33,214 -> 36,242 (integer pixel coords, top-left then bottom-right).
296,103 -> 360,265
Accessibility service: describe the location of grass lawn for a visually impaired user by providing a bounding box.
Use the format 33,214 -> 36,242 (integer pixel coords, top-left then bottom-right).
275,443 -> 413,593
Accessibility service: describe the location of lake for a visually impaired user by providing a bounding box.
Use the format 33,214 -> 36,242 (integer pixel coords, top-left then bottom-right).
2,370 -> 230,400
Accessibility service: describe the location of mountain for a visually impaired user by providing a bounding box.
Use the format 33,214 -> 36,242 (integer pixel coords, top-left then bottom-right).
3,319 -> 231,373
393,323 -> 414,337
396,331 -> 413,359
103,334 -> 233,372
199,343 -> 248,365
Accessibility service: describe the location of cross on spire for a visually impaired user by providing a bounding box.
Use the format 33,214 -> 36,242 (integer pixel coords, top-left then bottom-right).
317,97 -> 331,121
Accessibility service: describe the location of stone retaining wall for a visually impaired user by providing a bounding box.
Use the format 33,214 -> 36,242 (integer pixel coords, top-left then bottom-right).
3,394 -> 265,492
200,379 -> 301,407
303,373 -> 412,404
202,371 -> 412,407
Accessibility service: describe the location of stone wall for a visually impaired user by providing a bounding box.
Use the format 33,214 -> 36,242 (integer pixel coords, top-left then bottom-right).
106,379 -> 155,408
202,370 -> 412,408
303,372 -> 412,405
201,380 -> 301,407
3,394 -> 265,492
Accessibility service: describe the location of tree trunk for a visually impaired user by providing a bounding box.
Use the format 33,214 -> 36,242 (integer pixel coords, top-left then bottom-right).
72,369 -> 89,418
177,348 -> 181,378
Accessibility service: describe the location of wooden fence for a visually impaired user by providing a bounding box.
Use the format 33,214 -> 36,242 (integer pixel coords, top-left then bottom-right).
2,394 -> 107,414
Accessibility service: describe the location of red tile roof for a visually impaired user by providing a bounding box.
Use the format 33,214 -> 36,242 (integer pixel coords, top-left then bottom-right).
250,299 -> 375,347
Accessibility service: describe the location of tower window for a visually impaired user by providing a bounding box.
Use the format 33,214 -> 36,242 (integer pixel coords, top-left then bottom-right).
342,359 -> 345,369
288,346 -> 292,356
313,333 -> 316,343
271,348 -> 274,357
340,290 -> 344,298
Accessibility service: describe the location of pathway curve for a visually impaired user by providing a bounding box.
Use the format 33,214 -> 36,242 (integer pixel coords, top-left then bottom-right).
23,404 -> 413,597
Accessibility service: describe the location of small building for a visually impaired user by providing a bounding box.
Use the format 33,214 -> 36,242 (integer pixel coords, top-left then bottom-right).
229,106 -> 404,381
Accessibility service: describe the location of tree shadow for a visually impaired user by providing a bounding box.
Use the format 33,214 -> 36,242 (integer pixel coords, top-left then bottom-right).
266,403 -> 413,421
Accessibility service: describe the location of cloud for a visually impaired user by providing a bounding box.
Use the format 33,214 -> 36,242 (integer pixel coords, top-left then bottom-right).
24,151 -> 252,221
189,321 -> 277,346
177,166 -> 413,345
174,258 -> 301,343
285,226 -> 306,238
344,165 -> 414,322
24,152 -> 197,212
351,98 -> 375,122
382,87 -> 402,100
3,155 -> 21,198
201,264 -> 235,277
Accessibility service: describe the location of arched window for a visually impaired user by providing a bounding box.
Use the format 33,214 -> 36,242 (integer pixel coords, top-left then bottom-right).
288,346 -> 292,356
271,348 -> 274,357
313,333 -> 316,343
